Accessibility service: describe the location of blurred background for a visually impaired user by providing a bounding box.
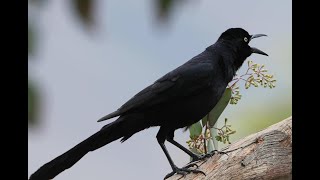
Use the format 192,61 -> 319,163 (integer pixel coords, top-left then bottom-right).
28,0 -> 291,179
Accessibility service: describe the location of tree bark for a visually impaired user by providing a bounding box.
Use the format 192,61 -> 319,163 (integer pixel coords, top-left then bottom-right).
168,116 -> 292,180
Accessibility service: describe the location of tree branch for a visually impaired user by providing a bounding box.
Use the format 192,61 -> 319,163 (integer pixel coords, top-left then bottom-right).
168,116 -> 292,180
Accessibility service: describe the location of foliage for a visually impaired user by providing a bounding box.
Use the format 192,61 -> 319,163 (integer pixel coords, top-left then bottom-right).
73,0 -> 95,28
28,81 -> 39,125
187,60 -> 276,154
213,118 -> 236,144
229,60 -> 276,104
28,0 -> 180,125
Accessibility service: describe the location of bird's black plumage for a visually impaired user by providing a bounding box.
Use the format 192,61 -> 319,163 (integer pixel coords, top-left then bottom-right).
29,28 -> 268,180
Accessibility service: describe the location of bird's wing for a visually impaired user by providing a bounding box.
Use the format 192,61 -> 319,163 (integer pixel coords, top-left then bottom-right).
98,57 -> 218,122
120,62 -> 215,111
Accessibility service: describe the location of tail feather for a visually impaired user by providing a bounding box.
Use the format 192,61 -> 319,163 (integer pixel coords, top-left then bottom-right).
97,110 -> 121,122
29,119 -> 128,180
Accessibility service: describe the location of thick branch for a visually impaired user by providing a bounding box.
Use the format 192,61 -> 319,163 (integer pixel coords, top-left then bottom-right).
168,116 -> 292,180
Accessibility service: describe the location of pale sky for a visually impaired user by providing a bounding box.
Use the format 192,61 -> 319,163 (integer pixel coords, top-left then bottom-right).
28,0 -> 291,179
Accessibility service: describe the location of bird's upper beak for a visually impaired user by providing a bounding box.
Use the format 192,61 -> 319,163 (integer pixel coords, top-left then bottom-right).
250,34 -> 268,56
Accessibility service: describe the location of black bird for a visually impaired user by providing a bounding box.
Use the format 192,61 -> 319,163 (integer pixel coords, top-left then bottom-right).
29,28 -> 268,180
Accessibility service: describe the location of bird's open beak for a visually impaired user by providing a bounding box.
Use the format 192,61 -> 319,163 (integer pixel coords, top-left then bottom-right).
250,34 -> 268,56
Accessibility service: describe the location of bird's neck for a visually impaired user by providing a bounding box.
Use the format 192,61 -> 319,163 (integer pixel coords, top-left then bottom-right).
206,42 -> 245,72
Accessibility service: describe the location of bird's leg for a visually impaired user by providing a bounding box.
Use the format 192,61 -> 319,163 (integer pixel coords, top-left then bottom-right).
166,136 -> 226,163
166,138 -> 200,165
158,140 -> 206,179
157,129 -> 205,179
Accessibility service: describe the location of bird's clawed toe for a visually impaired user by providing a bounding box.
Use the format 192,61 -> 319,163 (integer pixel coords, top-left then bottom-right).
164,166 -> 206,179
191,150 -> 227,163
183,162 -> 199,169
209,150 -> 228,157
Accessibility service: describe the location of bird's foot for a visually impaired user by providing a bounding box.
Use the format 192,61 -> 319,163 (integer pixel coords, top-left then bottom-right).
164,165 -> 205,179
191,150 -> 227,163
183,162 -> 199,169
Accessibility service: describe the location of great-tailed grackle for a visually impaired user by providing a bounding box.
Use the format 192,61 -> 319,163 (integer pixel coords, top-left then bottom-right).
29,28 -> 268,180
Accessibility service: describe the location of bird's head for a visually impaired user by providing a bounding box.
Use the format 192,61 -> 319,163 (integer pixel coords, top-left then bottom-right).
218,28 -> 268,69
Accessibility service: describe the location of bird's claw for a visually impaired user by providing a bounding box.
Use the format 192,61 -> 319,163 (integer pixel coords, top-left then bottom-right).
191,150 -> 227,162
183,162 -> 199,169
212,150 -> 228,156
205,149 -> 228,157
164,166 -> 206,179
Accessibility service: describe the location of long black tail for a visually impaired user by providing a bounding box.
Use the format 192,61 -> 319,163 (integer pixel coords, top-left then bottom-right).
29,116 -> 147,180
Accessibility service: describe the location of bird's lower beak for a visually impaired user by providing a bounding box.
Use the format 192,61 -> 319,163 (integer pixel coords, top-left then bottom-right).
250,34 -> 268,56
251,47 -> 268,56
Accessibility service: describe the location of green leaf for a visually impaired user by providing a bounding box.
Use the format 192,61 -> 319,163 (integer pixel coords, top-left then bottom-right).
189,121 -> 202,139
190,147 -> 201,161
73,0 -> 95,28
215,136 -> 222,142
227,130 -> 236,135
191,147 -> 201,155
156,0 -> 173,22
28,80 -> 39,125
29,0 -> 47,5
226,136 -> 231,144
207,138 -> 214,153
28,24 -> 34,54
210,127 -> 218,150
223,137 -> 227,144
201,115 -> 208,127
207,88 -> 232,127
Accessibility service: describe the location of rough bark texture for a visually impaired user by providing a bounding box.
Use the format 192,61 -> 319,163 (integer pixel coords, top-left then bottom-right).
168,116 -> 292,180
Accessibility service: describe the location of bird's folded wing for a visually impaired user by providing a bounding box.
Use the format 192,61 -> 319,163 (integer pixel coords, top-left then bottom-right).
98,53 -> 221,122
117,62 -> 214,114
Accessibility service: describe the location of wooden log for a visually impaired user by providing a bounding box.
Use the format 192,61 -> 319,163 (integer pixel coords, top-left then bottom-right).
167,116 -> 292,180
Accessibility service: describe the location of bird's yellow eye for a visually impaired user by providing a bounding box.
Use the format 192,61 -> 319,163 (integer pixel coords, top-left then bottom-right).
244,37 -> 248,42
